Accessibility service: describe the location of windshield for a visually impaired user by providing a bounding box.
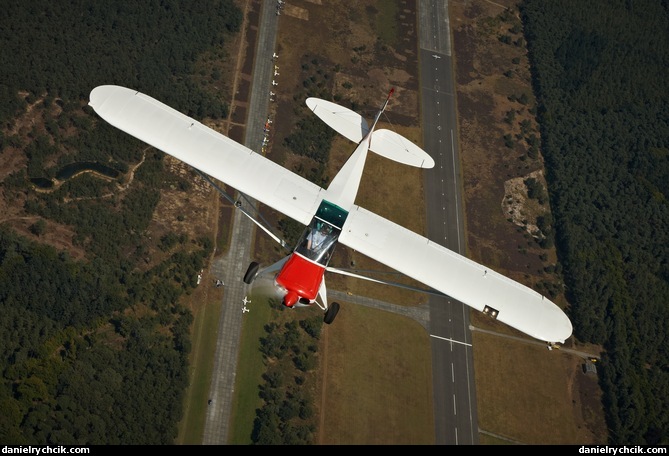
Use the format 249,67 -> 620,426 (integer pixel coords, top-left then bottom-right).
295,219 -> 340,266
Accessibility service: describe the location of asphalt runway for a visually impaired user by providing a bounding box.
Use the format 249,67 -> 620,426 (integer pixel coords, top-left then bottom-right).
418,0 -> 480,445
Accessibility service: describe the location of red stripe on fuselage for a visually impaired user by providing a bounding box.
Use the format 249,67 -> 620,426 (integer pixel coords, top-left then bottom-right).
275,253 -> 324,302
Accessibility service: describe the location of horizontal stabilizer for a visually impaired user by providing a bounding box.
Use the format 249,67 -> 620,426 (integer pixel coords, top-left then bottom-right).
370,129 -> 434,168
306,97 -> 368,143
307,98 -> 434,168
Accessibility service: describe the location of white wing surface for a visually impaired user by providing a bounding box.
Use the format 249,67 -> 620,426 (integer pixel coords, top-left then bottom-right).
89,86 -> 323,225
339,205 -> 573,343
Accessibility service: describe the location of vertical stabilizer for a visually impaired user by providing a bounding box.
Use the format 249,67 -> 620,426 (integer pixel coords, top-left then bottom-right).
325,89 -> 394,209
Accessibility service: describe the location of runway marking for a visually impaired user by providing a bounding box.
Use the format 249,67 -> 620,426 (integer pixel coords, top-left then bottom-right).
430,334 -> 472,347
450,129 -> 462,250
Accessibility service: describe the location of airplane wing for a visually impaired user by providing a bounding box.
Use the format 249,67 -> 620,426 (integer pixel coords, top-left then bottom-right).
338,205 -> 573,344
89,85 -> 323,226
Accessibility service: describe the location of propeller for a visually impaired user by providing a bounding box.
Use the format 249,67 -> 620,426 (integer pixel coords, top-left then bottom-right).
246,257 -> 289,305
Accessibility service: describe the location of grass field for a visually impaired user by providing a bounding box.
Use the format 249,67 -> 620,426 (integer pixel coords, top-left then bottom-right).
473,333 -> 597,444
176,270 -> 223,444
226,290 -> 273,444
315,303 -> 434,444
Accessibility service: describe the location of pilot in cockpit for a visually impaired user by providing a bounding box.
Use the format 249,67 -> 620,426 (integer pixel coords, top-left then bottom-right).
307,222 -> 332,253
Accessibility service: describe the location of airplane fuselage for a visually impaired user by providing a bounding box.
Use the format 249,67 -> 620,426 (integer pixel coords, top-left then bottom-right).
274,199 -> 348,308
272,93 -> 393,311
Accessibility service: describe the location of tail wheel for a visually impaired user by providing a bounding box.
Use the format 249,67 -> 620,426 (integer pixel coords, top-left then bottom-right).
243,262 -> 260,284
323,302 -> 340,325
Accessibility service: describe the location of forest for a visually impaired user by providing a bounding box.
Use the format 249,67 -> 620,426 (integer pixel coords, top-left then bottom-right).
251,311 -> 322,445
0,0 -> 241,444
521,0 -> 669,445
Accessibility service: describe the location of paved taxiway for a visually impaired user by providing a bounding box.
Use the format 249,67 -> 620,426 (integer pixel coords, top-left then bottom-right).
202,0 -> 280,444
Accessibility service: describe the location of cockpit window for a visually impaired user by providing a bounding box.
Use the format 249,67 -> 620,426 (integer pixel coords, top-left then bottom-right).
295,219 -> 339,265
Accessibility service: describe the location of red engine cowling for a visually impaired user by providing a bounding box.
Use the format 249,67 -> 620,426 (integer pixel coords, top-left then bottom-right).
275,253 -> 325,307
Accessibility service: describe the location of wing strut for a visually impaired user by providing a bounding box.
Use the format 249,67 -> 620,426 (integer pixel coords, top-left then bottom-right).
326,266 -> 447,297
195,170 -> 290,251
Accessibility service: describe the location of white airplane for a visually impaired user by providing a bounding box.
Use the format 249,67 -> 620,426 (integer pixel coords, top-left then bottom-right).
269,91 -> 275,97
274,71 -> 280,76
89,85 -> 573,344
432,54 -> 441,59
273,52 -> 279,59
242,306 -> 250,313
242,296 -> 251,305
272,80 -> 278,86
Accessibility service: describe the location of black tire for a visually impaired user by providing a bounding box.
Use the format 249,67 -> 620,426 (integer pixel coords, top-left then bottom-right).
243,262 -> 260,284
323,302 -> 340,324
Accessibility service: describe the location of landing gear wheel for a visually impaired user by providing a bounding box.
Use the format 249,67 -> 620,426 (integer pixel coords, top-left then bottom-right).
243,262 -> 259,284
323,302 -> 340,325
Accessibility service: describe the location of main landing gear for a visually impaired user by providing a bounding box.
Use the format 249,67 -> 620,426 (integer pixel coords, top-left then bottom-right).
323,302 -> 340,324
243,261 -> 259,284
